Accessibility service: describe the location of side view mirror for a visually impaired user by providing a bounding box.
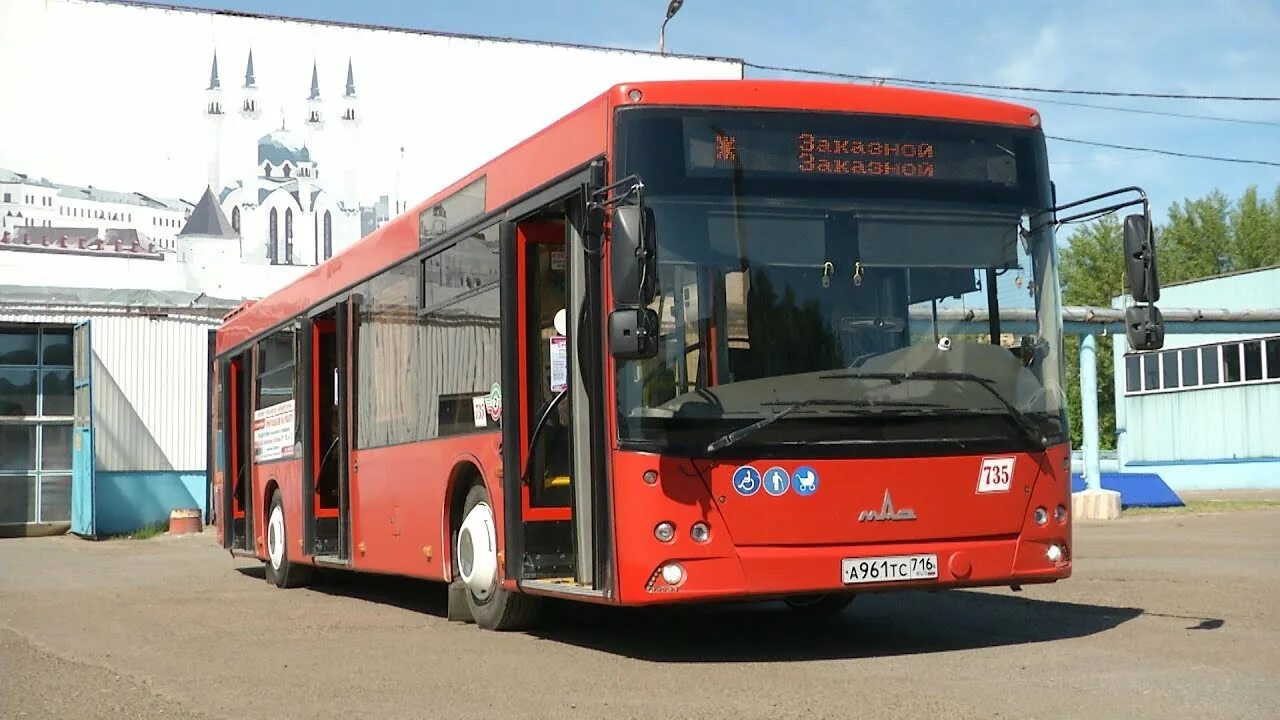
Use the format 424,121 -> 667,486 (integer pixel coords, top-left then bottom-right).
608,308 -> 658,359
611,205 -> 657,307
1126,305 -> 1165,351
1123,214 -> 1160,303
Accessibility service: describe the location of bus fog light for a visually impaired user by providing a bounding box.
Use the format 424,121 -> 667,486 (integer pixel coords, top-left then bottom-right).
1055,504 -> 1069,524
654,522 -> 675,543
642,470 -> 658,485
1033,507 -> 1048,526
690,522 -> 710,543
1047,544 -> 1064,563
661,563 -> 684,585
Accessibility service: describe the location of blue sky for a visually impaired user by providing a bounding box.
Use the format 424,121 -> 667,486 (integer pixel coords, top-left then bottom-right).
157,0 -> 1279,225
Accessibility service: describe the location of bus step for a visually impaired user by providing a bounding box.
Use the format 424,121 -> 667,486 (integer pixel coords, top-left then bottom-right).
522,552 -> 575,578
520,578 -> 605,598
312,554 -> 349,567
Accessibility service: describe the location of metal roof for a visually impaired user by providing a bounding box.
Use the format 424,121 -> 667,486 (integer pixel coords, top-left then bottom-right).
179,187 -> 237,238
1,167 -> 192,212
1,227 -> 164,259
0,168 -> 57,188
1161,264 -> 1280,289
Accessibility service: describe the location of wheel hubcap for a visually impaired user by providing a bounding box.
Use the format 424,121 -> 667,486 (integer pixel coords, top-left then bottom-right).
456,501 -> 497,601
268,505 -> 284,570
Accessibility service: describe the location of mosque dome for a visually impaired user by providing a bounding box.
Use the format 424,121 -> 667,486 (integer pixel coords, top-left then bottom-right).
258,129 -> 311,166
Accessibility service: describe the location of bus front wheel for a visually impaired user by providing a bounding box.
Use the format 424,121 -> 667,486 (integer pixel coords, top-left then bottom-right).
264,489 -> 312,589
455,483 -> 540,631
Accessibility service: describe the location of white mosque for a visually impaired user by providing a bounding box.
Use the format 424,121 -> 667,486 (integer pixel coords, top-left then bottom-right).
201,49 -> 365,267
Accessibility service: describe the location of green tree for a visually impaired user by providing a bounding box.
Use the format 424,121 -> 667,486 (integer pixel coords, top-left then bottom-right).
1058,183 -> 1280,449
1231,186 -> 1280,269
1158,190 -> 1234,280
1058,215 -> 1124,448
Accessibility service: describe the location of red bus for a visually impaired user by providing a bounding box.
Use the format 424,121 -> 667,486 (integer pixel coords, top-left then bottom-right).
209,79 -> 1164,630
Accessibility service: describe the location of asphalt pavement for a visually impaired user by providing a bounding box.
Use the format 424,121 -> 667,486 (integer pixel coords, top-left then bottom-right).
2,508 -> 1278,719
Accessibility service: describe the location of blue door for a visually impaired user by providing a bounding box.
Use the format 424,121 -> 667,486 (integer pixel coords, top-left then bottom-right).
70,321 -> 95,537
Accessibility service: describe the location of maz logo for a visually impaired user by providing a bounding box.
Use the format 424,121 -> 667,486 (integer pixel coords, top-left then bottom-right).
858,489 -> 917,522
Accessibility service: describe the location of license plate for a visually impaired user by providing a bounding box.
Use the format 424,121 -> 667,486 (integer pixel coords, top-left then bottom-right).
841,554 -> 938,585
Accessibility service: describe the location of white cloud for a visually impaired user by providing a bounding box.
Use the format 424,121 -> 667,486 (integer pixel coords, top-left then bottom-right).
998,24 -> 1064,88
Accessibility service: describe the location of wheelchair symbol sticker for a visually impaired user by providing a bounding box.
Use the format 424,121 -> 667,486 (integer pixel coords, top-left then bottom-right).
732,465 -> 762,496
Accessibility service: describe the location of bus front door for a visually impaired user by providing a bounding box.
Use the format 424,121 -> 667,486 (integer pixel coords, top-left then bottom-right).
518,221 -> 575,578
503,179 -> 611,596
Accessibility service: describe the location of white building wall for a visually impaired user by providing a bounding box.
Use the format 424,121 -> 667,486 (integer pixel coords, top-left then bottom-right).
89,315 -> 214,471
1,186 -> 189,249
1109,268 -> 1280,490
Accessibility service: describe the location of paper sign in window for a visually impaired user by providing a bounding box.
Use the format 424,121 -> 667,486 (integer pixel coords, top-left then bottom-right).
550,336 -> 568,392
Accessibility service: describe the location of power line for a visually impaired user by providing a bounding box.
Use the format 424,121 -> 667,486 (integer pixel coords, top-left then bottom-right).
1045,135 -> 1280,167
906,84 -> 1280,128
743,61 -> 1280,101
737,59 -> 1280,166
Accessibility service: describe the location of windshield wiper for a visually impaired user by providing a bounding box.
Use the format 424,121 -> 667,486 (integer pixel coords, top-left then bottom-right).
818,370 -> 1050,448
704,398 -> 934,455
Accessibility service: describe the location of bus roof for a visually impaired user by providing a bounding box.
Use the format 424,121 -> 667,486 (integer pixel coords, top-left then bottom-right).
214,79 -> 1041,353
605,79 -> 1041,129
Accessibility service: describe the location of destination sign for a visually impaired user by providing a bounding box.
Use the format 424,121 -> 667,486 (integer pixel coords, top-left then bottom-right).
685,119 -> 1020,186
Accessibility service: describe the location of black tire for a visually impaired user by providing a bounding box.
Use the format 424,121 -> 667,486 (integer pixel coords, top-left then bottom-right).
263,489 -> 313,589
784,593 -> 855,615
456,483 -> 540,631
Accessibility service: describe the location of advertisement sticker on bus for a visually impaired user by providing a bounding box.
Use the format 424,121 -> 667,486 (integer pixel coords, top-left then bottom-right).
483,383 -> 502,422
253,400 -> 295,462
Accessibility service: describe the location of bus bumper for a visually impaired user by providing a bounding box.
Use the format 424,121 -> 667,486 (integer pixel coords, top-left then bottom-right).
619,535 -> 1071,605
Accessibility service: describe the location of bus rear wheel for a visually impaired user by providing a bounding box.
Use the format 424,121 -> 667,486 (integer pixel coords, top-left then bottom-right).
783,593 -> 855,615
264,489 -> 312,589
455,483 -> 539,631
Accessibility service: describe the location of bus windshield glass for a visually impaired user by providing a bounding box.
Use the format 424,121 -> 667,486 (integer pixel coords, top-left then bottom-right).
612,107 -> 1065,458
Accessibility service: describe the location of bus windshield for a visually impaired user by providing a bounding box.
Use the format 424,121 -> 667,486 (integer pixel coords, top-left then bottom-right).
612,107 -> 1065,458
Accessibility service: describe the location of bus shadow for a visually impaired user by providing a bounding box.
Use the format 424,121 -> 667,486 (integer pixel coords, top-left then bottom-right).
298,568 -> 451,617
527,590 -> 1147,662
236,566 -> 1150,662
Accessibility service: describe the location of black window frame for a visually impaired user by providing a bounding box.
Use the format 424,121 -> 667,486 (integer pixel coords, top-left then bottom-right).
1179,347 -> 1198,388
1123,333 -> 1280,395
1160,349 -> 1180,390
254,328 -> 296,412
0,323 -> 75,524
418,177 -> 487,248
353,214 -> 502,450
